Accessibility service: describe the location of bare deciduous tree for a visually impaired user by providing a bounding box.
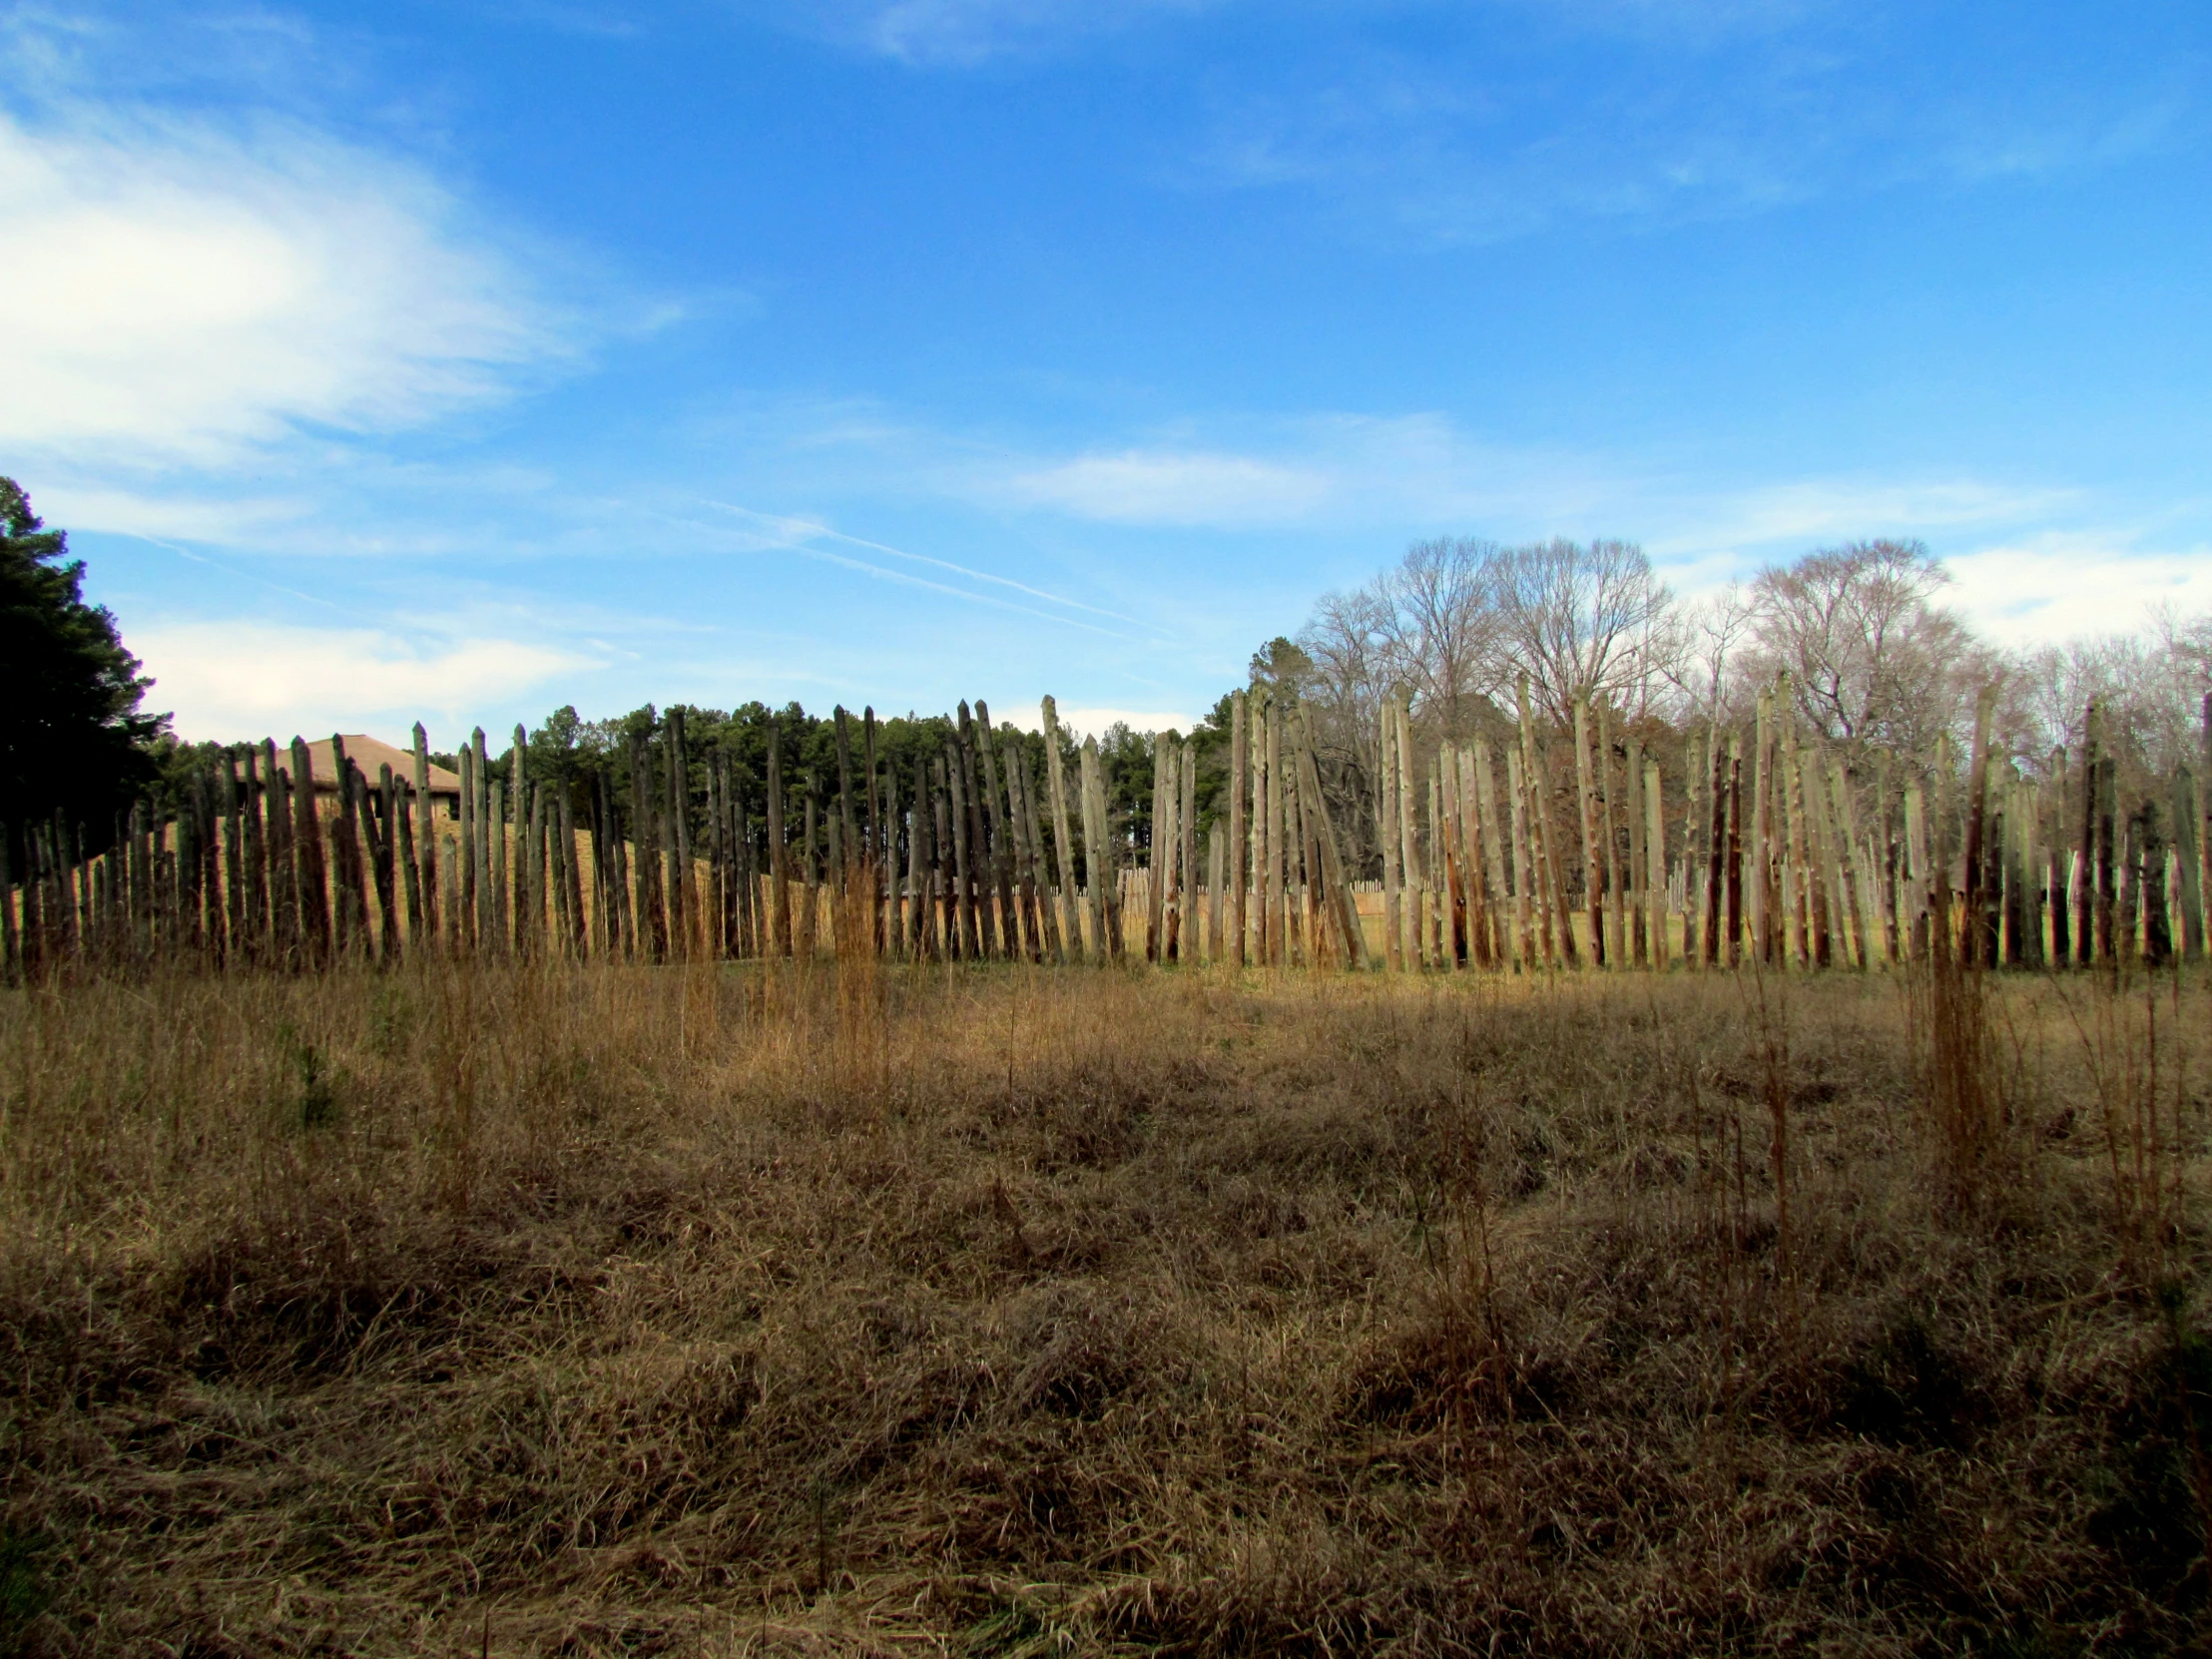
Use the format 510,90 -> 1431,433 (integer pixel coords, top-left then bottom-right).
1491,537 -> 1674,726
1371,536 -> 1503,738
1744,539 -> 1989,760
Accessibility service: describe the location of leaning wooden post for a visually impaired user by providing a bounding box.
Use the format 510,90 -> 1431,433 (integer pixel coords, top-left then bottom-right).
1295,710 -> 1367,970
1377,698 -> 1400,970
395,764 -> 423,953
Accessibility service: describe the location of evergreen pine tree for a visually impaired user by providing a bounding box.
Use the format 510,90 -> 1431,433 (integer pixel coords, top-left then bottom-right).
0,477 -> 167,850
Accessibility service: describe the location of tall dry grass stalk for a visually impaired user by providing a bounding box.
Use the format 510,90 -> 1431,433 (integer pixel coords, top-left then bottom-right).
0,957 -> 2206,1654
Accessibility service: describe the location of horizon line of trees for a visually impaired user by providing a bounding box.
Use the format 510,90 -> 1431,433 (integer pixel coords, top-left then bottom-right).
8,468 -> 2208,881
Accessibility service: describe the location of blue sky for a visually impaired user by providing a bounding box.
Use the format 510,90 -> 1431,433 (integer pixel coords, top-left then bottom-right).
7,0 -> 2211,747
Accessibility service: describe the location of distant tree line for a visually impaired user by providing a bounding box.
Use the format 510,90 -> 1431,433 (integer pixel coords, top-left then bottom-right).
5,472 -> 2205,885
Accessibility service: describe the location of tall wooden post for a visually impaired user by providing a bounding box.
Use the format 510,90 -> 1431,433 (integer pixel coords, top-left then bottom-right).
1457,748 -> 1491,969
668,711 -> 694,958
764,722 -> 788,958
2077,706 -> 2100,964
1377,697 -> 1398,971
2094,752 -> 2117,964
945,741 -> 976,958
457,739 -> 478,947
1297,707 -> 1369,969
1207,824 -> 1226,962
2175,767 -> 2205,960
1600,706 -> 1625,968
1078,739 -> 1110,961
1393,698 -> 1421,969
1506,746 -> 1533,969
1961,686 -> 1995,969
411,725 -> 439,946
1041,698 -> 1081,961
1725,740 -> 1744,967
1643,758 -> 1668,967
511,725 -> 530,952
1229,691 -> 1249,967
1474,740 -> 1511,969
1778,680 -> 1808,966
1625,734 -> 1647,965
973,701 -> 1021,958
290,738 -> 329,964
1574,697 -> 1605,967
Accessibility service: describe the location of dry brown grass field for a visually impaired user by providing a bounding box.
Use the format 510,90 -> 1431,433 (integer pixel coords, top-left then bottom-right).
1,953 -> 2208,1656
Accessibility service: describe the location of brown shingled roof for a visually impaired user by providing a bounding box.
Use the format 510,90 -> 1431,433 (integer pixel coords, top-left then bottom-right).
283,735 -> 462,797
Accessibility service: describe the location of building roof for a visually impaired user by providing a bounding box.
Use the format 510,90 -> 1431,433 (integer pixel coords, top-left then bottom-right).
283,735 -> 463,796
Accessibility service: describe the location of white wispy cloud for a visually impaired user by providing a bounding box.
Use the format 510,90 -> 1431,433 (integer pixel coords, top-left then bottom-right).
134,620 -> 597,743
0,104 -> 566,466
1004,448 -> 1335,527
773,0 -> 1214,66
1052,704 -> 1201,738
1943,538 -> 2212,647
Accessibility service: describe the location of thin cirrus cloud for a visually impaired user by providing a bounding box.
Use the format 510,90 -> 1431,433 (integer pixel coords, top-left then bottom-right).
1191,13 -> 2203,247
0,105 -> 567,467
776,0 -> 1215,65
1002,448 -> 1336,528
